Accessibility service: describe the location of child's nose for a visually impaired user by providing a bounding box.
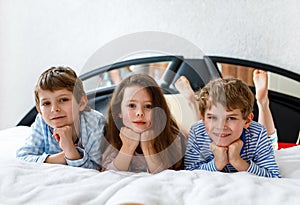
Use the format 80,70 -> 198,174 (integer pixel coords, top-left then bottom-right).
136,107 -> 144,117
51,103 -> 60,112
216,119 -> 227,129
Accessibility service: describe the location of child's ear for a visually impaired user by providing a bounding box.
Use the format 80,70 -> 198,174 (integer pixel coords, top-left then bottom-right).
79,95 -> 88,111
36,105 -> 42,115
244,112 -> 254,129
200,113 -> 204,121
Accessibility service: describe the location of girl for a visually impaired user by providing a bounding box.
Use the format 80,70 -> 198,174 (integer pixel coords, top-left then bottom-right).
101,73 -> 185,173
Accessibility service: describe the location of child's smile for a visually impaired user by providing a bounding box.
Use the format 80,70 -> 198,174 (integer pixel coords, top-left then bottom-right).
203,103 -> 250,147
212,131 -> 231,138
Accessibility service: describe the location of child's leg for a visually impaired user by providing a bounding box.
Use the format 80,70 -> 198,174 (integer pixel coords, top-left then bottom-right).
175,76 -> 195,102
253,70 -> 278,149
175,76 -> 201,121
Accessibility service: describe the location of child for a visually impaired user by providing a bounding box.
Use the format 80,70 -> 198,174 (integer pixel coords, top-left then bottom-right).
184,77 -> 281,178
16,66 -> 105,170
101,73 -> 185,173
175,71 -> 279,149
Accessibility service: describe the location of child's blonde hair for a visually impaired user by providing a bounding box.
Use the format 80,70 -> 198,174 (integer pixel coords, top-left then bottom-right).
34,66 -> 86,106
197,77 -> 254,119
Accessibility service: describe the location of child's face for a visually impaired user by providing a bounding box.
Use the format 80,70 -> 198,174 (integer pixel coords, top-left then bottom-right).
202,103 -> 252,147
37,89 -> 86,128
120,85 -> 153,133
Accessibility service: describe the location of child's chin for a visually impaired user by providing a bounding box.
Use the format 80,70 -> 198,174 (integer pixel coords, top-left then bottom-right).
132,125 -> 151,133
214,141 -> 230,147
132,127 -> 146,134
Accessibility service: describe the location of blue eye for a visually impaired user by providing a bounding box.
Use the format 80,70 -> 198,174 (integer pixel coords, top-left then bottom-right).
227,117 -> 236,121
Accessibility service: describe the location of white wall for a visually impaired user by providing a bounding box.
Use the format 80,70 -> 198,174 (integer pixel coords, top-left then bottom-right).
1,0 -> 300,130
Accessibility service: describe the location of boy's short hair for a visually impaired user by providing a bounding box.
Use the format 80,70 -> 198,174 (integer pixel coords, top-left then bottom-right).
197,77 -> 254,119
34,66 -> 86,106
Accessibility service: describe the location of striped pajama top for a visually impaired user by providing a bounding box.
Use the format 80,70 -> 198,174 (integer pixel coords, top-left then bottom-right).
184,120 -> 281,178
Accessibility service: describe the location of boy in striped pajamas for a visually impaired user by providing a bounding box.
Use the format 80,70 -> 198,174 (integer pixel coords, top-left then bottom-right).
184,77 -> 281,178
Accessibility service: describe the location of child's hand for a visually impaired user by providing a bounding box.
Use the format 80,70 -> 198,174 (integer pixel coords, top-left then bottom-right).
52,126 -> 74,151
210,142 -> 228,171
140,129 -> 156,142
228,139 -> 243,162
140,129 -> 156,155
228,139 -> 250,171
113,127 -> 141,171
53,126 -> 81,160
120,127 -> 140,152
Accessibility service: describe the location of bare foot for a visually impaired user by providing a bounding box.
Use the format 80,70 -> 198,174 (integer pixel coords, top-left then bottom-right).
175,76 -> 201,122
175,76 -> 195,101
253,70 -> 269,105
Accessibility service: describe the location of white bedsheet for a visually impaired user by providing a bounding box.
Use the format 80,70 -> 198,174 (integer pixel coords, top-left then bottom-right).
1,126 -> 300,205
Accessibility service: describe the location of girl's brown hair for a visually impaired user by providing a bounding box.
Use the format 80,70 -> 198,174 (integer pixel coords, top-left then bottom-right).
34,66 -> 86,106
104,73 -> 184,170
197,77 -> 254,119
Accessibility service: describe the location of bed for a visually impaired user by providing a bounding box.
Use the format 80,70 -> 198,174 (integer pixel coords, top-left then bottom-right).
0,126 -> 300,205
2,55 -> 300,204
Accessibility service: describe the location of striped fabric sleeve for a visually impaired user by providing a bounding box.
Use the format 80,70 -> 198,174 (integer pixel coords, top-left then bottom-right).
184,122 -> 217,171
246,126 -> 281,178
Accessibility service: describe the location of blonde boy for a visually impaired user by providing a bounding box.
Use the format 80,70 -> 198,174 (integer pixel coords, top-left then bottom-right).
184,77 -> 281,178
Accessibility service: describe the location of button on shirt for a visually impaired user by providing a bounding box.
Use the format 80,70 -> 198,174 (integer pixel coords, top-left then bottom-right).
16,109 -> 105,170
184,120 -> 281,178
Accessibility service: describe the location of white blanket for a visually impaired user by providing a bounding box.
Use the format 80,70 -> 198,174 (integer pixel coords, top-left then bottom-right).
1,126 -> 300,205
